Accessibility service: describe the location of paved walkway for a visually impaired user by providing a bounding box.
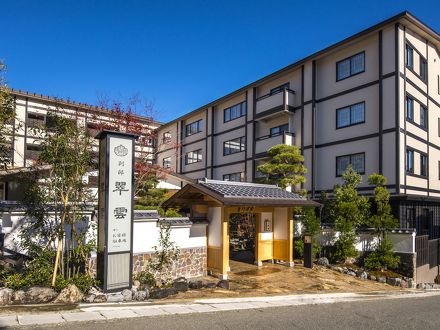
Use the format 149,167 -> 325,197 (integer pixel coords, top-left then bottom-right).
1,290 -> 440,328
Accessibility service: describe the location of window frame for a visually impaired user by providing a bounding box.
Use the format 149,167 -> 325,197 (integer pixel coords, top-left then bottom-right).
270,123 -> 289,137
420,105 -> 428,129
223,136 -> 246,156
336,51 -> 365,82
185,119 -> 202,137
406,44 -> 414,70
406,96 -> 414,121
270,83 -> 290,95
336,101 -> 366,129
184,149 -> 203,165
420,154 -> 428,177
162,132 -> 172,144
223,172 -> 242,182
406,149 -> 414,174
223,101 -> 247,123
335,152 -> 365,177
162,157 -> 172,169
420,58 -> 427,82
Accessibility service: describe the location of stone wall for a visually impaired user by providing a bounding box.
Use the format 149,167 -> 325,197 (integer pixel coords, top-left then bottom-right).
133,246 -> 207,279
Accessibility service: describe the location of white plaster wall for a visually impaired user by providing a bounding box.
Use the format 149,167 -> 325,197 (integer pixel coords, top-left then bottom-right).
273,208 -> 287,240
207,207 -> 222,247
133,220 -> 206,253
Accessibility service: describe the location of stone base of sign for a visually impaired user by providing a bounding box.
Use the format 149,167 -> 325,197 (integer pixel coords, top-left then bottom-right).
133,247 -> 207,279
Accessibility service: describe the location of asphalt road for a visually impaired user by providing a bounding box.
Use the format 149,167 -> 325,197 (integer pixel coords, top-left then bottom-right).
29,294 -> 440,330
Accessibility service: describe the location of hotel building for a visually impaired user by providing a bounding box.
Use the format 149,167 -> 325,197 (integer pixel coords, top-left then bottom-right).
156,12 -> 440,239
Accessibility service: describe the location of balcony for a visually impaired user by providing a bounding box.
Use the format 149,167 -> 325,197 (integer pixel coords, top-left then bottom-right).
255,89 -> 295,118
255,132 -> 295,156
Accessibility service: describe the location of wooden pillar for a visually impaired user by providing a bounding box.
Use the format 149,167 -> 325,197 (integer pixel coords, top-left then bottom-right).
287,208 -> 294,267
255,213 -> 262,266
220,207 -> 229,279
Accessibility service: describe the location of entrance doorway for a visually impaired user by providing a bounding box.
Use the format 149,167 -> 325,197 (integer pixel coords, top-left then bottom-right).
229,213 -> 256,264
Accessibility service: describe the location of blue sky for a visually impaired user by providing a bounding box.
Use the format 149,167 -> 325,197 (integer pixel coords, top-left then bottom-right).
2,0 -> 440,123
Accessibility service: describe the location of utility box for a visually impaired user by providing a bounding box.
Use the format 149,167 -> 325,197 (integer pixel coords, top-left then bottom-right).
303,234 -> 313,268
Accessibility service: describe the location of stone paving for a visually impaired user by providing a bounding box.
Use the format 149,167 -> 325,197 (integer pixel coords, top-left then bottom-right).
1,291 -> 440,328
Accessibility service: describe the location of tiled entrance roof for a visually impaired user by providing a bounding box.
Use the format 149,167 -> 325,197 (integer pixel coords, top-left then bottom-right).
199,179 -> 306,200
163,178 -> 320,208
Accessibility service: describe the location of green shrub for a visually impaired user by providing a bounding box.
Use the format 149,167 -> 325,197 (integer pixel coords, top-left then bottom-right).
134,271 -> 156,288
54,274 -> 97,293
364,237 -> 400,271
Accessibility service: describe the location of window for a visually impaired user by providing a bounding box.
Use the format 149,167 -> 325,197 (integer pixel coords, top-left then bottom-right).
185,119 -> 202,137
185,149 -> 202,165
336,102 -> 365,128
438,161 -> 440,180
27,113 -> 45,128
224,101 -> 247,123
420,154 -> 428,177
270,123 -> 289,137
162,132 -> 172,144
406,45 -> 414,69
336,153 -> 365,176
162,157 -> 172,168
420,106 -> 428,129
406,149 -> 414,173
406,97 -> 414,121
420,58 -> 427,81
25,144 -> 43,160
336,52 -> 365,81
223,137 -> 245,156
270,83 -> 290,95
223,172 -> 242,182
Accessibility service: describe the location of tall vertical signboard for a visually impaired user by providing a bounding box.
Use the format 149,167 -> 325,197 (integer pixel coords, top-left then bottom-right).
96,130 -> 138,292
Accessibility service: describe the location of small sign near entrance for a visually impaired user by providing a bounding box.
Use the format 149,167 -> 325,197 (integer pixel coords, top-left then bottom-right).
236,206 -> 255,213
96,130 -> 138,293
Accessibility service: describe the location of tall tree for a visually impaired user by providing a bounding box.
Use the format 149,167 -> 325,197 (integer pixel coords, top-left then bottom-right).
22,112 -> 95,287
0,62 -> 16,170
364,173 -> 399,270
331,165 -> 370,263
256,145 -> 306,191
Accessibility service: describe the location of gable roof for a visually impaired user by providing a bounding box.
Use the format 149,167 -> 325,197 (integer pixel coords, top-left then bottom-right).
163,179 -> 320,208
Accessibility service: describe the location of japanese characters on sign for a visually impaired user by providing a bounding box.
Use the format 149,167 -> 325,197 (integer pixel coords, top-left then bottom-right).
107,137 -> 133,253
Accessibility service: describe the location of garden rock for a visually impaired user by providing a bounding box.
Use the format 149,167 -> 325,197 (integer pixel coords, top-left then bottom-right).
377,277 -> 386,283
25,287 -> 57,304
400,280 -> 408,288
204,282 -> 217,289
149,288 -> 177,299
53,284 -> 84,304
172,280 -> 189,292
133,289 -> 148,301
189,280 -> 203,289
12,290 -> 26,305
93,294 -> 107,303
368,275 -> 376,281
317,257 -> 329,267
386,277 -> 401,286
121,289 -> 133,301
347,271 -> 356,277
88,287 -> 102,295
106,293 -> 124,302
356,271 -> 368,280
83,294 -> 96,303
0,288 -> 14,306
217,280 -> 230,290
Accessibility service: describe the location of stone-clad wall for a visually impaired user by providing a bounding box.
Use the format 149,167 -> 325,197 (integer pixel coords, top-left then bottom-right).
133,247 -> 207,279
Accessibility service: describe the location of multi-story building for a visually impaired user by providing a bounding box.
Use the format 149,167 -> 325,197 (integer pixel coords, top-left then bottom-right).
157,12 -> 440,239
0,89 -> 160,201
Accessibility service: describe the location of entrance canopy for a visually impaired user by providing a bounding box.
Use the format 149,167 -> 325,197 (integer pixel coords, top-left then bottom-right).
162,179 -> 320,208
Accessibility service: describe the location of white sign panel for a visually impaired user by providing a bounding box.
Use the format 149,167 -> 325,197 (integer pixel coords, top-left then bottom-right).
107,136 -> 133,253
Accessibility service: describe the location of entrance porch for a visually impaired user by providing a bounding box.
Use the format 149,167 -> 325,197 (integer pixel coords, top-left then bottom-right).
162,179 -> 320,280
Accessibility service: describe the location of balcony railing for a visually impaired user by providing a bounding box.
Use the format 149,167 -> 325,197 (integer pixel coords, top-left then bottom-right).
255,89 -> 295,117
255,132 -> 295,155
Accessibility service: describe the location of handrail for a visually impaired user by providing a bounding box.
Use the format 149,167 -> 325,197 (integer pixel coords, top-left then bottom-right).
256,88 -> 295,102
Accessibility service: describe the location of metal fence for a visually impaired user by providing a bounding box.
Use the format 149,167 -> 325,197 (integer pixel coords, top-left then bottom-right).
428,238 -> 440,269
415,235 -> 429,267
